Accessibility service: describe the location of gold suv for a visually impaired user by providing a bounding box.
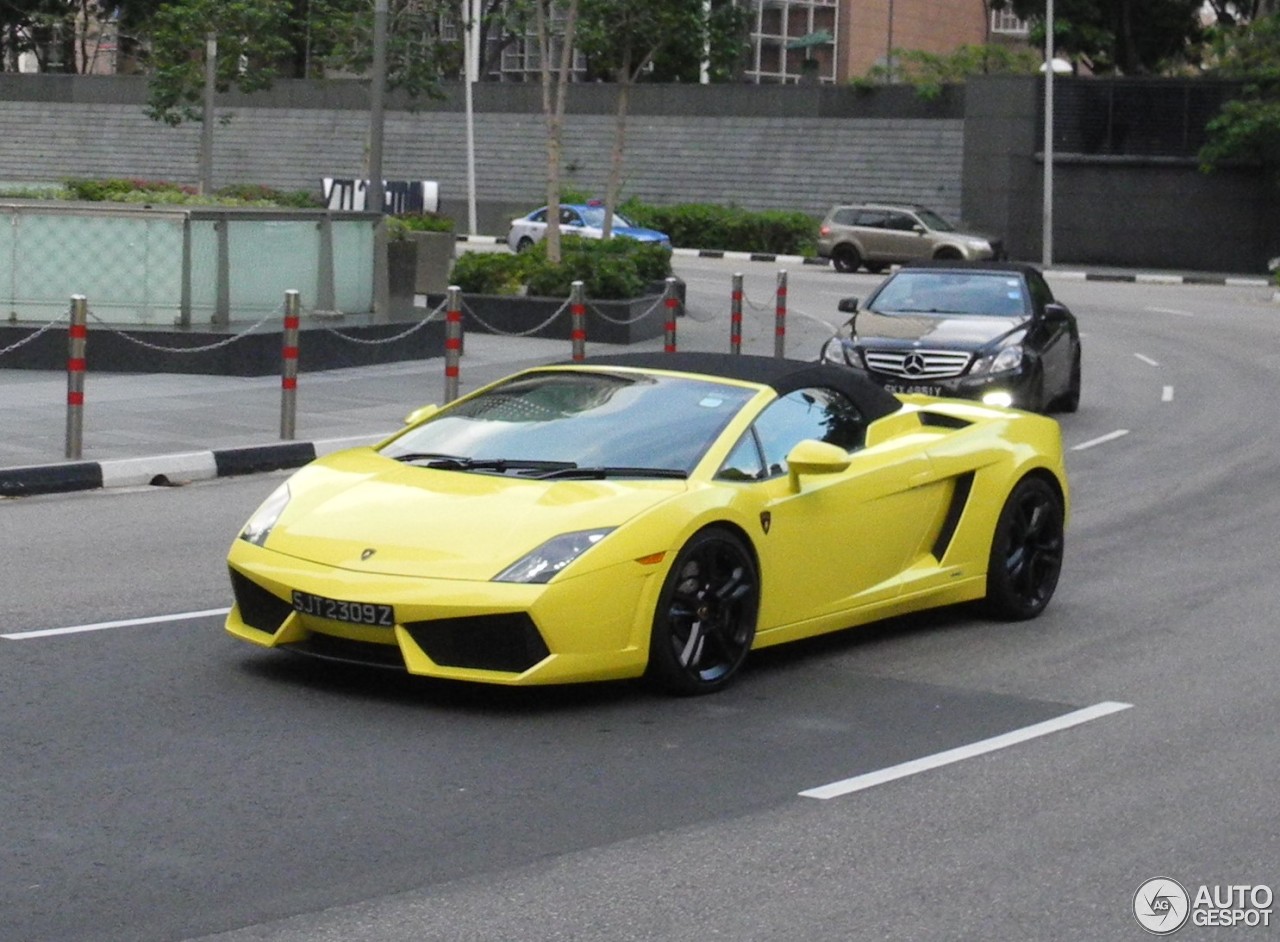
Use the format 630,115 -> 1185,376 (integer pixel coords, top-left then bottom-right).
817,203 -> 1003,273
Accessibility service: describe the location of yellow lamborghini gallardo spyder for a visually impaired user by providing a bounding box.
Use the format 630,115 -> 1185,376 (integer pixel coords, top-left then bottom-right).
226,353 -> 1068,695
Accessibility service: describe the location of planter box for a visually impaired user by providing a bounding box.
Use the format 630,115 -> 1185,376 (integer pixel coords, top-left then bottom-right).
439,292 -> 670,345
407,230 -> 457,295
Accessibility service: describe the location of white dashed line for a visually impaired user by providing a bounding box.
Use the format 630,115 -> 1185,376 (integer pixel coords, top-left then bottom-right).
799,702 -> 1133,800
1072,429 -> 1130,451
1162,386 -> 1174,402
1134,353 -> 1160,367
1147,306 -> 1194,317
2,608 -> 231,640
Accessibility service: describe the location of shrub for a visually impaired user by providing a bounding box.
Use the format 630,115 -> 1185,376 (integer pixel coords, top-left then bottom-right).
447,251 -> 527,295
619,198 -> 816,255
388,212 -> 456,240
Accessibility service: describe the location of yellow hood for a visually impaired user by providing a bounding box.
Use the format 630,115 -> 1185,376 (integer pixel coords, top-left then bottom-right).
263,448 -> 685,581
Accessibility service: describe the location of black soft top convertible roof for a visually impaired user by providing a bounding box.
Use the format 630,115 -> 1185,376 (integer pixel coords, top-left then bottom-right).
560,352 -> 903,423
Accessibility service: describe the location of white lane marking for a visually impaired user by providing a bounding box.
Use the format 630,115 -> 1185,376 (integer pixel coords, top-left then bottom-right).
2,608 -> 231,641
1072,429 -> 1130,451
1134,353 -> 1160,367
1162,385 -> 1174,402
799,701 -> 1133,800
1147,306 -> 1194,317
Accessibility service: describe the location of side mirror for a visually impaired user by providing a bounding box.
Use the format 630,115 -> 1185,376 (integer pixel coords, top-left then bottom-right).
403,404 -> 440,426
786,439 -> 850,490
1043,302 -> 1069,322
837,297 -> 859,314
912,224 -> 926,234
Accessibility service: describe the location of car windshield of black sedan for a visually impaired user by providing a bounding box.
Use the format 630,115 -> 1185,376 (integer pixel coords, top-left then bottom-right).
870,272 -> 1028,317
382,371 -> 756,475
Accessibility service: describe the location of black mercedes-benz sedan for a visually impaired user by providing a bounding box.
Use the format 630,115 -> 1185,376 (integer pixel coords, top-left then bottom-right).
819,261 -> 1081,414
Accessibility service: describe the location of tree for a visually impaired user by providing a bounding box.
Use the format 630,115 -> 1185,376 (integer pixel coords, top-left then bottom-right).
991,0 -> 1204,74
534,0 -> 579,264
1200,13 -> 1280,178
143,0 -> 293,126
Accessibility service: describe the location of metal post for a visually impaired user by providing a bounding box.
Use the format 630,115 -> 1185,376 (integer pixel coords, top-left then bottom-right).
280,290 -> 301,440
64,295 -> 87,460
570,280 -> 586,361
369,0 -> 390,322
444,285 -> 463,403
663,277 -> 679,354
1042,0 -> 1055,268
774,269 -> 787,358
730,272 -> 744,354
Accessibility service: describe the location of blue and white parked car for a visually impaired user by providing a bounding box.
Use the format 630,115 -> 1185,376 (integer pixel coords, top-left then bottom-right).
506,202 -> 671,253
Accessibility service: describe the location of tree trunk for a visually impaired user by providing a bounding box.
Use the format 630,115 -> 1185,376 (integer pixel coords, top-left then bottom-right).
602,50 -> 632,241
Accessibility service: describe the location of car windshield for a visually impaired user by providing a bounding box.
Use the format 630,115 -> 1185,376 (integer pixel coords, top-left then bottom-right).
578,206 -> 632,229
915,208 -> 956,232
382,370 -> 756,474
868,271 -> 1029,317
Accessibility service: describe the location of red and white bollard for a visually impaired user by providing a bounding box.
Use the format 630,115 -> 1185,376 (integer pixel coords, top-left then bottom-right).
570,280 -> 587,362
730,272 -> 744,354
280,290 -> 301,440
444,285 -> 463,403
663,277 -> 679,354
64,295 -> 87,459
774,269 -> 788,358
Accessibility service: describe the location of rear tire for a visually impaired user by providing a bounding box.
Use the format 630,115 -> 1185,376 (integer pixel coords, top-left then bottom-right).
983,476 -> 1064,621
933,247 -> 964,260
831,245 -> 862,273
515,236 -> 534,253
646,527 -> 759,696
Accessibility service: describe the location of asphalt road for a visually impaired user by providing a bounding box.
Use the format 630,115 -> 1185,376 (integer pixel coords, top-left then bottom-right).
2,261 -> 1277,942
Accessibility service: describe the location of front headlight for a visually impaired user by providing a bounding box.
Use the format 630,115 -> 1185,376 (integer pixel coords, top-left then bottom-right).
966,238 -> 992,251
972,343 -> 1024,375
239,483 -> 291,547
493,528 -> 616,584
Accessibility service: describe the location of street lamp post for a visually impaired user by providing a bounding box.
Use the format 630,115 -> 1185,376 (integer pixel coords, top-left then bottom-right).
1042,0 -> 1055,268
369,0 -> 389,320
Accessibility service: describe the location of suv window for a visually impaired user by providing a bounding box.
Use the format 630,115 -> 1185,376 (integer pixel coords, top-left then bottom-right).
831,208 -> 858,226
884,212 -> 919,232
853,210 -> 889,228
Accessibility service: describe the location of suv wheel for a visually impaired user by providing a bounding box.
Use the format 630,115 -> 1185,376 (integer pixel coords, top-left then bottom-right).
832,245 -> 862,273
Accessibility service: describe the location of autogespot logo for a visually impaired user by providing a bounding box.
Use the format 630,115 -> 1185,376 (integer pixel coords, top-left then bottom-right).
1135,877 -> 1191,934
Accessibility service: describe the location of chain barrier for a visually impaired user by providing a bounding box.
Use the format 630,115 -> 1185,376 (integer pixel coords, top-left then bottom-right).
317,298 -> 448,345
87,306 -> 283,354
582,294 -> 666,326
459,297 -> 571,338
0,312 -> 69,358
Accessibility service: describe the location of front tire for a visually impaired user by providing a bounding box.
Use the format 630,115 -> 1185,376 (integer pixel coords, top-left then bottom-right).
983,476 -> 1064,620
515,236 -> 535,253
646,527 -> 759,695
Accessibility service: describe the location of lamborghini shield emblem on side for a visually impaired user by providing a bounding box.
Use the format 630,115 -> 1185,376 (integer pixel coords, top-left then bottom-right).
361,548 -> 377,561
760,511 -> 772,534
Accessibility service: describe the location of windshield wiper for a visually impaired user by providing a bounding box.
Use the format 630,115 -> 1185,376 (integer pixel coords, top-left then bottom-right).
392,453 -> 578,473
537,466 -> 688,480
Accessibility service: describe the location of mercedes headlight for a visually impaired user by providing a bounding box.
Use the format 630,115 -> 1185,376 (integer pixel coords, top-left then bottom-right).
493,528 -> 615,584
972,340 -> 1025,375
239,483 -> 291,547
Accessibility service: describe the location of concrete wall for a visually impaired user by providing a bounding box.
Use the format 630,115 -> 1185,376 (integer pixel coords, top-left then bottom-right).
963,75 -> 1280,273
0,76 -> 966,236
2,74 -> 1275,272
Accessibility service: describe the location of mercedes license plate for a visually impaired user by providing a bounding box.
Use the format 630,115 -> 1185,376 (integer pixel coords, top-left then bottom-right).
291,590 -> 394,627
886,383 -> 943,396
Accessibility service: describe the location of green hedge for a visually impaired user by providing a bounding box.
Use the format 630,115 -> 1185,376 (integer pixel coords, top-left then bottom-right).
448,237 -> 673,300
620,198 -> 817,256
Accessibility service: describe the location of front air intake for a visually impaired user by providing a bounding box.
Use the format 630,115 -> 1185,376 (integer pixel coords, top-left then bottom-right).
404,614 -> 550,673
229,568 -> 294,635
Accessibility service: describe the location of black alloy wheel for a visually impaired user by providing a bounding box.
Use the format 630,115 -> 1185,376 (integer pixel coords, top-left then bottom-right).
647,527 -> 760,695
832,245 -> 862,273
984,476 -> 1064,620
